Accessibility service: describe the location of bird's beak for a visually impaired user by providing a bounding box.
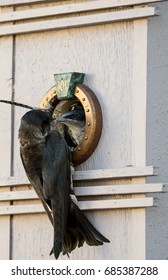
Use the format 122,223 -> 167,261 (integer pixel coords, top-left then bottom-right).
58,115 -> 66,122
58,111 -> 76,123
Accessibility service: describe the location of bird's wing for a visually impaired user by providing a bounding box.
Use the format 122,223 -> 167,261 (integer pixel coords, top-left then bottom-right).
20,147 -> 53,225
42,130 -> 71,259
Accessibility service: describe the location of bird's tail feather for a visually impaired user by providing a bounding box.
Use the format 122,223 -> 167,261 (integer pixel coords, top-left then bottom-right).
51,199 -> 65,259
62,201 -> 110,255
72,201 -> 110,244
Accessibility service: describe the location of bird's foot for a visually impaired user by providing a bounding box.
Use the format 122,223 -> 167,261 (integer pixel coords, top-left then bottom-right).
70,194 -> 78,205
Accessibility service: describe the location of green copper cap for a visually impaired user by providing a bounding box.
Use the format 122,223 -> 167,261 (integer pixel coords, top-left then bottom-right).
54,72 -> 85,100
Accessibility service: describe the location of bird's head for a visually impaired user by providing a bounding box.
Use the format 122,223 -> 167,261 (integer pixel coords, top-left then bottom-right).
18,109 -> 52,142
58,106 -> 86,147
58,107 -> 85,128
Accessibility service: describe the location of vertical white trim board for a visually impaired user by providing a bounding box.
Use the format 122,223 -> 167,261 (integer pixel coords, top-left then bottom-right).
132,20 -> 148,166
130,18 -> 148,259
0,6 -> 14,261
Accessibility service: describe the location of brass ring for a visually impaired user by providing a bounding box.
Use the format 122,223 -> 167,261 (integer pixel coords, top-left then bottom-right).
39,84 -> 102,166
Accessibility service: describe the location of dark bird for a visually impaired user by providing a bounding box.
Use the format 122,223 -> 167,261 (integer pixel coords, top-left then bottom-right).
58,106 -> 85,147
18,108 -> 110,259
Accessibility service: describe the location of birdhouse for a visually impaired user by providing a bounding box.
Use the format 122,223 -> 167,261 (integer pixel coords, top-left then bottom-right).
0,0 -> 167,261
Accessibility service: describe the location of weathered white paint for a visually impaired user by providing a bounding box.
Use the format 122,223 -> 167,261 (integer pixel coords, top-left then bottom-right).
0,0 -> 165,8
0,183 -> 163,200
0,0 -> 56,6
74,183 -> 163,196
0,197 -> 154,216
74,166 -> 154,180
0,7 -> 155,37
80,198 -> 154,210
131,16 -> 148,259
0,176 -> 29,186
0,0 -> 163,23
12,14 -> 135,173
11,5 -> 150,258
132,19 -> 148,167
0,190 -> 38,201
0,6 -> 14,260
0,166 -> 155,186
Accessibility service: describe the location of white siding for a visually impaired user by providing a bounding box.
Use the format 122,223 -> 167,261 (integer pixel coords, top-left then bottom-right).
0,1 -> 164,260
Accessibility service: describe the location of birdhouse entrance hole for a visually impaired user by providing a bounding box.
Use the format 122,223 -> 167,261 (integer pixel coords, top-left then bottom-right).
39,84 -> 102,166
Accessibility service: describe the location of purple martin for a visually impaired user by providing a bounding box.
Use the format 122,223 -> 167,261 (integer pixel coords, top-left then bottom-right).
18,108 -> 110,259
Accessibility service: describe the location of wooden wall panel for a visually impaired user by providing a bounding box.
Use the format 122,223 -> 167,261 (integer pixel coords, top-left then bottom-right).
12,214 -> 54,260
13,21 -> 133,172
